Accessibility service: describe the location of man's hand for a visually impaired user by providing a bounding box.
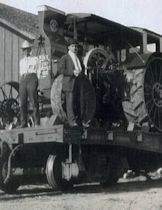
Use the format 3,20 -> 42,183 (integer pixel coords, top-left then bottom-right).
73,69 -> 80,77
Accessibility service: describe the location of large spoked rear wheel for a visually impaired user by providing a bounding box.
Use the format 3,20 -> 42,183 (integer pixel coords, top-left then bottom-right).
46,155 -> 73,190
123,54 -> 162,131
0,158 -> 20,194
144,57 -> 162,131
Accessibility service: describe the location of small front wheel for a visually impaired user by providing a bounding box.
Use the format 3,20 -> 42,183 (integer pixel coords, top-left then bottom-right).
46,155 -> 73,190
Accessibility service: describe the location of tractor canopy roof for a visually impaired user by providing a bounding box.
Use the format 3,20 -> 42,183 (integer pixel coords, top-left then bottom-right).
64,13 -> 162,49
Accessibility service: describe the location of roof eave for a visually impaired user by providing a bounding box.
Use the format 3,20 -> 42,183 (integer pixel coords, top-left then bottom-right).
0,18 -> 35,40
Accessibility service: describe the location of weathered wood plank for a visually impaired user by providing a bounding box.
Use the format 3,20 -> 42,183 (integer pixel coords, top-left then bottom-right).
4,29 -> 12,99
5,29 -> 12,83
0,26 -> 5,101
0,26 -> 5,86
12,34 -> 19,82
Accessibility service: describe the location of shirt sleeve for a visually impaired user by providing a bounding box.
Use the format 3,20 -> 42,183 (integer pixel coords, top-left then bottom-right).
58,55 -> 66,75
19,58 -> 27,76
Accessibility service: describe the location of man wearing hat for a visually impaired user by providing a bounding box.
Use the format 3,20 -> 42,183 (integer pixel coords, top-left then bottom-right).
19,40 -> 40,128
58,39 -> 82,127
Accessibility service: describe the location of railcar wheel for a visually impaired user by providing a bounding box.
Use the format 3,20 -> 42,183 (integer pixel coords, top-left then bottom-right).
100,155 -> 122,187
46,155 -> 73,190
0,158 -> 20,193
82,150 -> 122,186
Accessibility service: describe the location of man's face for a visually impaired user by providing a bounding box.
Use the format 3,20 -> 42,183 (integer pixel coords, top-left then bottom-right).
23,47 -> 32,56
68,44 -> 78,53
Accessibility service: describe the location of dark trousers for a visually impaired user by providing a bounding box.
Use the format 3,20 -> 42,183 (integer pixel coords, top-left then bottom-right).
64,91 -> 76,126
19,73 -> 40,127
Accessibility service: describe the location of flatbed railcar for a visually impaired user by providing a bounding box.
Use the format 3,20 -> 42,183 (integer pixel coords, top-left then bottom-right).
1,5 -> 162,193
1,125 -> 162,193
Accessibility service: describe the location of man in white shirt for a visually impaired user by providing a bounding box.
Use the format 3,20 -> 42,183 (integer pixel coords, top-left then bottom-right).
19,40 -> 40,128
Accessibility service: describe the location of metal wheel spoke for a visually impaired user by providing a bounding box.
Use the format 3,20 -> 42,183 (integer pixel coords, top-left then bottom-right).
96,53 -> 100,66
159,64 -> 162,83
157,108 -> 162,128
144,88 -> 152,98
146,98 -> 153,107
148,103 -> 155,116
145,83 -> 152,90
9,86 -> 12,99
145,92 -> 152,96
156,62 -> 161,82
153,107 -> 158,125
160,109 -> 162,128
15,94 -> 19,100
154,63 -> 158,82
1,87 -> 7,99
147,67 -> 154,85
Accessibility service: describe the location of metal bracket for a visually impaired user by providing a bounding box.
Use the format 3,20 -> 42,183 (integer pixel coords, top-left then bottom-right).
4,144 -> 22,184
62,144 -> 79,181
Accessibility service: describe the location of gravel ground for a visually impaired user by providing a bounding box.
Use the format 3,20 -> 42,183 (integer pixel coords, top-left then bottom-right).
1,176 -> 162,210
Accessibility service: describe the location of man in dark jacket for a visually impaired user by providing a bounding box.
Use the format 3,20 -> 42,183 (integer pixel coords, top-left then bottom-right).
58,39 -> 82,127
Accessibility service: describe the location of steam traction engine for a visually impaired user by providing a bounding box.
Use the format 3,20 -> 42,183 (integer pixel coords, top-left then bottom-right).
1,5 -> 162,193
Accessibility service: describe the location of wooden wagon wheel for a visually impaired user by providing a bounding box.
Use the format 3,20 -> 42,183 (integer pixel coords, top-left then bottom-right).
0,82 -> 20,125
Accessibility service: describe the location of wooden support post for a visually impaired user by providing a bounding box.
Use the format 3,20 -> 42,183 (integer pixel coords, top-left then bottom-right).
73,17 -> 77,40
141,31 -> 147,53
83,22 -> 88,56
155,38 -> 162,52
159,37 -> 162,52
69,144 -> 72,163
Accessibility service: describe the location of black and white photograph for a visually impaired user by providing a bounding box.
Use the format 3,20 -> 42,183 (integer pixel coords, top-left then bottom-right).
0,0 -> 162,209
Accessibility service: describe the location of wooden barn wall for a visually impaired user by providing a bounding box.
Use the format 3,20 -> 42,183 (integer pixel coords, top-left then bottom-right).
0,25 -> 25,100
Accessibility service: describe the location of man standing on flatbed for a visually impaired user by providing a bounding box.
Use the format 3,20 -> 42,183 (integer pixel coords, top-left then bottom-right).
19,40 -> 40,128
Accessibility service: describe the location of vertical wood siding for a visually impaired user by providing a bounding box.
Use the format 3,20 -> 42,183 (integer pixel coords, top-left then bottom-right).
12,34 -> 19,82
0,27 -> 5,86
0,25 -> 26,100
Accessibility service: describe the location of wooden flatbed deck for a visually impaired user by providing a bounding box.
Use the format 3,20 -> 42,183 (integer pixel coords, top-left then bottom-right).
1,125 -> 162,154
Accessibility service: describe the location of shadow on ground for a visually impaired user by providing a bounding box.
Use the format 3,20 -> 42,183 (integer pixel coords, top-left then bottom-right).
1,177 -> 162,201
